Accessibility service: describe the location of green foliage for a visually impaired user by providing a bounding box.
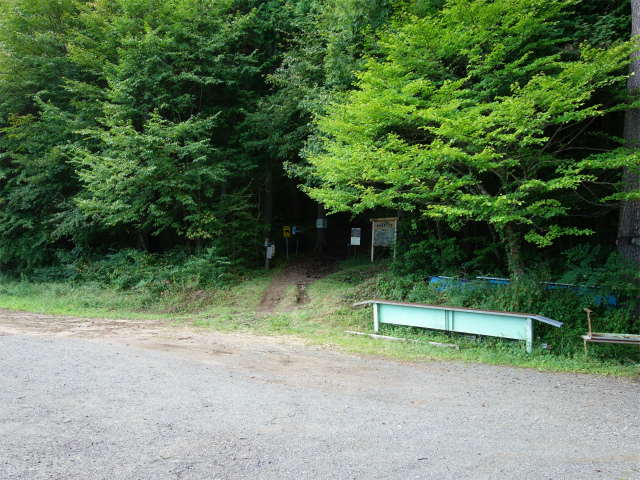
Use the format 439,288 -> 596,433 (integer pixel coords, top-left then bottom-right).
558,244 -> 640,299
211,187 -> 264,268
0,0 -> 89,269
34,247 -> 232,293
68,0 -> 259,244
0,0 -> 82,118
393,237 -> 464,278
73,112 -> 224,239
246,0 -> 394,167
0,0 -> 272,269
0,256 -> 637,372
564,0 -> 630,47
0,100 -> 86,269
0,0 -> 637,343
302,0 -> 639,277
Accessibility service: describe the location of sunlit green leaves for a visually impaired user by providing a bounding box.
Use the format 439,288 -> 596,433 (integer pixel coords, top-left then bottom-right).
303,0 -> 637,277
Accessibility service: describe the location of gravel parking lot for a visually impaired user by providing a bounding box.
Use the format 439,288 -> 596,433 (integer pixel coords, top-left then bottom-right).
1,310 -> 639,479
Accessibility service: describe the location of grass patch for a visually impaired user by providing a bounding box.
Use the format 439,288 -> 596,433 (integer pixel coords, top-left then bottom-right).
1,262 -> 638,378
0,273 -> 272,321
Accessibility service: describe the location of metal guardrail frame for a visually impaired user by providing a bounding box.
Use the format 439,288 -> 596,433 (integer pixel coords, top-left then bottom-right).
354,299 -> 563,353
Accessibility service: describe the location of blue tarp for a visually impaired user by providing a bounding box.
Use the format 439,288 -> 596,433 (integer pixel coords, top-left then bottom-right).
427,276 -> 617,307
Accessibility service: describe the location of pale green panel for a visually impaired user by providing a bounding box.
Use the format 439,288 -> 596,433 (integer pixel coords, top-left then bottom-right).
451,311 -> 527,340
378,304 -> 446,330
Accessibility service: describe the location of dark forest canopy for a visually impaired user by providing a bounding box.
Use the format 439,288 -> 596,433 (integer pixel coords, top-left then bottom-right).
0,0 -> 638,286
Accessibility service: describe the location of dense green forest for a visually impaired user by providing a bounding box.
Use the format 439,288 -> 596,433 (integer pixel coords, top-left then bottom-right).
1,0 -> 639,330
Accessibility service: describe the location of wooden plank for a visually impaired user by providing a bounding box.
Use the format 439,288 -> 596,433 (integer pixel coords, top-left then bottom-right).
378,303 -> 446,331
344,331 -> 460,349
373,302 -> 379,333
582,335 -> 640,345
589,332 -> 640,340
582,334 -> 640,358
444,310 -> 528,340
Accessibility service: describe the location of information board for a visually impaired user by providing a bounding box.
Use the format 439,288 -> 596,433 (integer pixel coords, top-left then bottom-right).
372,218 -> 397,246
371,217 -> 399,261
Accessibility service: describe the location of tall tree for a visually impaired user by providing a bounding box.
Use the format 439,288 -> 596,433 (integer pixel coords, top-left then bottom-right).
618,0 -> 640,315
69,0 -> 260,252
301,0 -> 637,278
0,0 -> 86,268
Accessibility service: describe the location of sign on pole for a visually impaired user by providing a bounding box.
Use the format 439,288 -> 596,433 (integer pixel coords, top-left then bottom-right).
350,228 -> 362,246
264,239 -> 272,269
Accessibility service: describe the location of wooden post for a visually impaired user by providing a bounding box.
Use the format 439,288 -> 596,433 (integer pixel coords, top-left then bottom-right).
371,221 -> 375,262
373,303 -> 379,333
584,308 -> 593,337
393,217 -> 398,259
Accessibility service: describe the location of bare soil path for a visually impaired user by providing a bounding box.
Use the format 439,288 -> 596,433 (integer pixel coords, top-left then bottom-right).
1,308 -> 639,479
256,254 -> 336,316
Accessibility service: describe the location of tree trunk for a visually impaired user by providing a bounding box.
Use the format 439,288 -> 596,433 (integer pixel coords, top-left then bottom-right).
136,229 -> 149,252
618,0 -> 640,318
314,203 -> 327,254
262,165 -> 273,242
504,222 -> 523,280
290,177 -> 303,224
487,222 -> 503,272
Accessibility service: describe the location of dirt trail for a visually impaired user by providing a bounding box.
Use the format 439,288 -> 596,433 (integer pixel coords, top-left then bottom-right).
255,254 -> 336,316
0,254 -> 337,361
0,254 -> 338,386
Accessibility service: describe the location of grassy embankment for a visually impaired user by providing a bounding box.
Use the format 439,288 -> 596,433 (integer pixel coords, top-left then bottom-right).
0,258 -> 638,377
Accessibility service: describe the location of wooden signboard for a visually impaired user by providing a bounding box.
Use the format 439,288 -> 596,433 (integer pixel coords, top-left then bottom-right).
371,217 -> 398,261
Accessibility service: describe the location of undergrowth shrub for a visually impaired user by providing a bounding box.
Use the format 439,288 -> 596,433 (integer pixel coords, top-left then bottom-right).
392,237 -> 465,278
330,257 -> 388,285
31,247 -> 233,295
557,244 -> 640,312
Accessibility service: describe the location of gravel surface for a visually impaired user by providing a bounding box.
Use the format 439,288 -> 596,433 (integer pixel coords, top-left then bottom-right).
0,313 -> 639,479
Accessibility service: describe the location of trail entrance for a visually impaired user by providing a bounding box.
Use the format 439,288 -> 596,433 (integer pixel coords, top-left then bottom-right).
256,254 -> 337,317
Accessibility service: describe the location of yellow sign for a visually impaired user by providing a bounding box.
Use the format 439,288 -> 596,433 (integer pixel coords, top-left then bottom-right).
283,226 -> 291,238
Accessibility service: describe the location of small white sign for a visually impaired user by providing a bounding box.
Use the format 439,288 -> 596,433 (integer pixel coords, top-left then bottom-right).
351,227 -> 362,246
270,244 -> 276,257
316,218 -> 327,229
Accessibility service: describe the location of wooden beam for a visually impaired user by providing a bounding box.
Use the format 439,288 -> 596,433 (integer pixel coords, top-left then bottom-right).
344,331 -> 460,349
